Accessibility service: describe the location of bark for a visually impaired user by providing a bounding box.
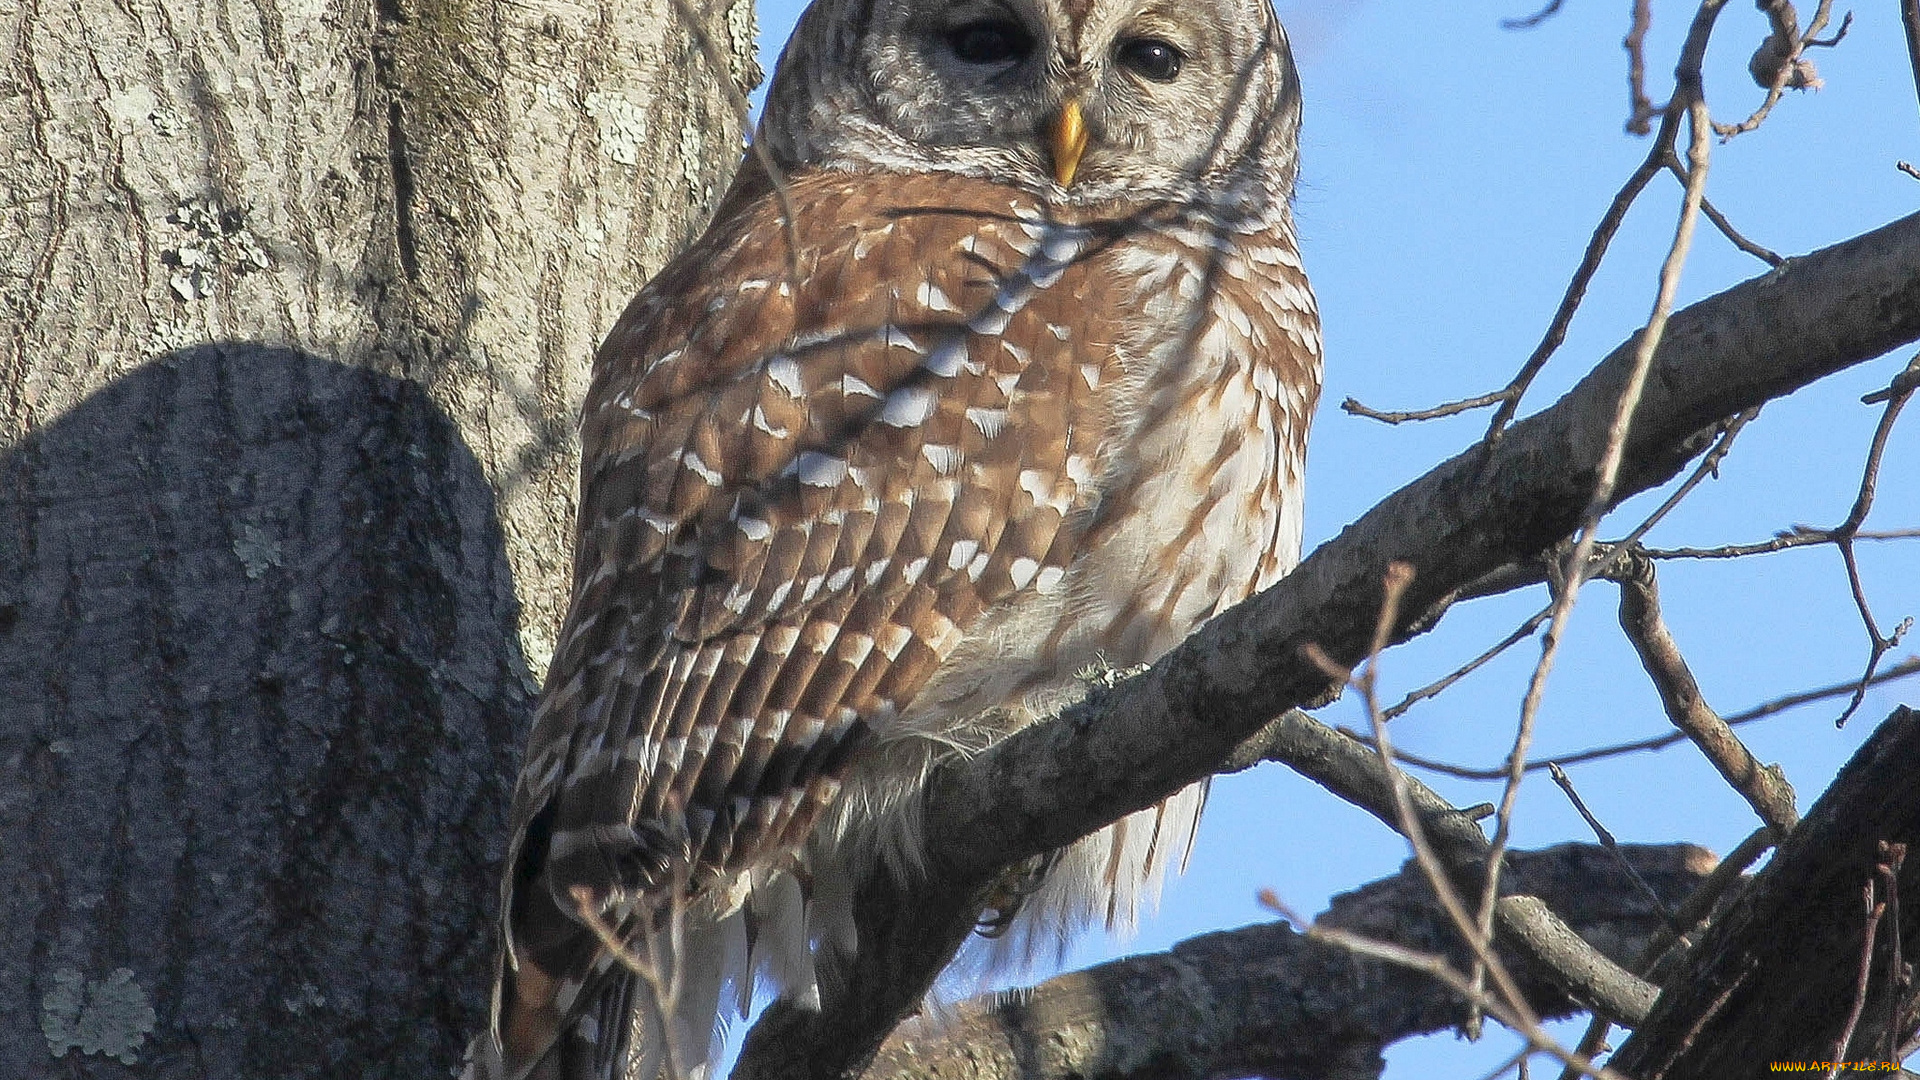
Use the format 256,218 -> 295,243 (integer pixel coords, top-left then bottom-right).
1609,706 -> 1920,1078
0,0 -> 756,1075
864,844 -> 1718,1080
733,211 -> 1920,1080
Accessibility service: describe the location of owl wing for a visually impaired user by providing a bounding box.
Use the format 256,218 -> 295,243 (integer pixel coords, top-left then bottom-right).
490,169 -> 1121,1068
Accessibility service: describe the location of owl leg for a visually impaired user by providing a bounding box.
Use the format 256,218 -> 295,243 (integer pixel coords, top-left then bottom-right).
974,849 -> 1063,938
544,821 -> 684,911
497,819 -> 684,1078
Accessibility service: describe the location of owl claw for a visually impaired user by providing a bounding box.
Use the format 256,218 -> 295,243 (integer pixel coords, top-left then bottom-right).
546,820 -> 688,908
974,850 -> 1062,937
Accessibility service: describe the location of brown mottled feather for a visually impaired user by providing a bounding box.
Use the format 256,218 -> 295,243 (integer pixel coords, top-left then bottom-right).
485,163 -> 1320,1078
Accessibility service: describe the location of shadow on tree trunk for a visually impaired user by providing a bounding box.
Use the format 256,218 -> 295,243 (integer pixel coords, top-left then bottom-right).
0,344 -> 531,1078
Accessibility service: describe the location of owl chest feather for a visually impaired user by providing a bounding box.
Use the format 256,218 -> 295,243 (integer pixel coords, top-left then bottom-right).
529,175 -> 1319,899
898,209 -> 1321,738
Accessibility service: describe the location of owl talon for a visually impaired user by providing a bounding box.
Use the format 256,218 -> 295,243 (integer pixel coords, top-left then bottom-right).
975,850 -> 1062,937
546,821 -> 686,908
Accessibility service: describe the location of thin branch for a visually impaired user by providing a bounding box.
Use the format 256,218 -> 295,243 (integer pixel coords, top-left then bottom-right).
1305,565 -> 1542,1037
1825,859 -> 1892,1079
1626,0 -> 1659,134
1615,554 -> 1800,831
666,0 -> 802,284
1342,390 -> 1510,426
1381,604 -> 1551,720
1476,37 -> 1700,440
1832,353 -> 1920,725
1665,155 -> 1783,265
1904,0 -> 1920,122
1342,103 -> 1681,432
1372,655 -> 1920,781
1479,46 -> 1720,1014
1503,0 -> 1568,30
1646,525 -> 1920,559
1548,761 -> 1683,926
1716,1 -> 1848,139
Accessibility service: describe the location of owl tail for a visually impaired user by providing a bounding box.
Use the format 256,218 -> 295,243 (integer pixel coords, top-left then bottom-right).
467,901 -> 762,1080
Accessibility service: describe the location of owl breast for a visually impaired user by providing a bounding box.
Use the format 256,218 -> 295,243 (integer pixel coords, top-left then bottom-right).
895,207 -> 1322,740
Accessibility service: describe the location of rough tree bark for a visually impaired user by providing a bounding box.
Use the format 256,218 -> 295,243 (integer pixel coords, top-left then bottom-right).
0,0 -> 757,1075
864,844 -> 1719,1080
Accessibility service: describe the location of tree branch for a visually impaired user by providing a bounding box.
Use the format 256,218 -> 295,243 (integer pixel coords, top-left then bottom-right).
1609,707 -> 1920,1078
862,845 -> 1716,1080
732,212 -> 1920,1080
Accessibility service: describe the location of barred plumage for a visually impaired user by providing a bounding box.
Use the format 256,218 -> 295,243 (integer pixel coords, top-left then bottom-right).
472,1 -> 1320,1076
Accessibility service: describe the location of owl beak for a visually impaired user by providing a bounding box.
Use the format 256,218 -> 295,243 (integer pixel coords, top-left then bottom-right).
1047,100 -> 1089,187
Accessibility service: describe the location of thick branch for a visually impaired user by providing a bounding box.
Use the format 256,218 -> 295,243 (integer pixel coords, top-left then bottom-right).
733,213 -> 1920,1080
1609,707 -> 1920,1078
863,845 -> 1716,1080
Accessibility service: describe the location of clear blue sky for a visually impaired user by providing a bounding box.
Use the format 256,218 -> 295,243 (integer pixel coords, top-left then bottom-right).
739,2 -> 1920,1074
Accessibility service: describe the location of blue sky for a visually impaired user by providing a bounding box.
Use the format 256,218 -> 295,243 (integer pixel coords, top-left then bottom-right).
739,2 -> 1920,1074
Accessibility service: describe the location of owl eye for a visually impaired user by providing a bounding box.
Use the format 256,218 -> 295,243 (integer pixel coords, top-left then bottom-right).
1116,37 -> 1183,81
946,19 -> 1034,65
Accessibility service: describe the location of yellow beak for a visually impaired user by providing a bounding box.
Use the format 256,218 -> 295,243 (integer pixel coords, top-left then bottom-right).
1047,101 -> 1089,187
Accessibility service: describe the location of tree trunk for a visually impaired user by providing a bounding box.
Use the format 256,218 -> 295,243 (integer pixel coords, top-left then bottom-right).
0,0 -> 757,1074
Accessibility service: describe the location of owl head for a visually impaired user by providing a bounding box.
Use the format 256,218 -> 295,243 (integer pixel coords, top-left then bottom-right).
756,0 -> 1303,214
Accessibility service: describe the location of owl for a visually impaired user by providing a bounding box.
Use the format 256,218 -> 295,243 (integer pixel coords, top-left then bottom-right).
472,0 -> 1320,1076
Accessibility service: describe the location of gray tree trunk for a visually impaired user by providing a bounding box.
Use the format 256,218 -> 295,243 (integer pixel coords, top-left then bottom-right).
0,0 -> 757,1074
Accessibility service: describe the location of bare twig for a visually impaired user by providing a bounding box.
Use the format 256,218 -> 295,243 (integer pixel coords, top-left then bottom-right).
1826,870 -> 1888,1079
1646,526 -> 1920,559
1626,0 -> 1659,134
666,0 -> 801,283
1548,762 -> 1682,926
1342,103 -> 1680,432
1665,155 -> 1783,265
1479,90 -> 1687,439
1342,390 -> 1511,425
1503,0 -> 1568,30
1304,568 -> 1539,1031
1832,355 -> 1920,725
1479,34 -> 1722,1009
1381,604 -> 1551,720
1615,555 -> 1800,831
1371,655 -> 1920,781
1592,407 -> 1757,572
1904,0 -> 1920,121
1716,1 -> 1848,139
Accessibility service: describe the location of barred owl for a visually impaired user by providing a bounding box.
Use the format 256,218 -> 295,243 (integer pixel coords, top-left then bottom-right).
473,0 -> 1320,1075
